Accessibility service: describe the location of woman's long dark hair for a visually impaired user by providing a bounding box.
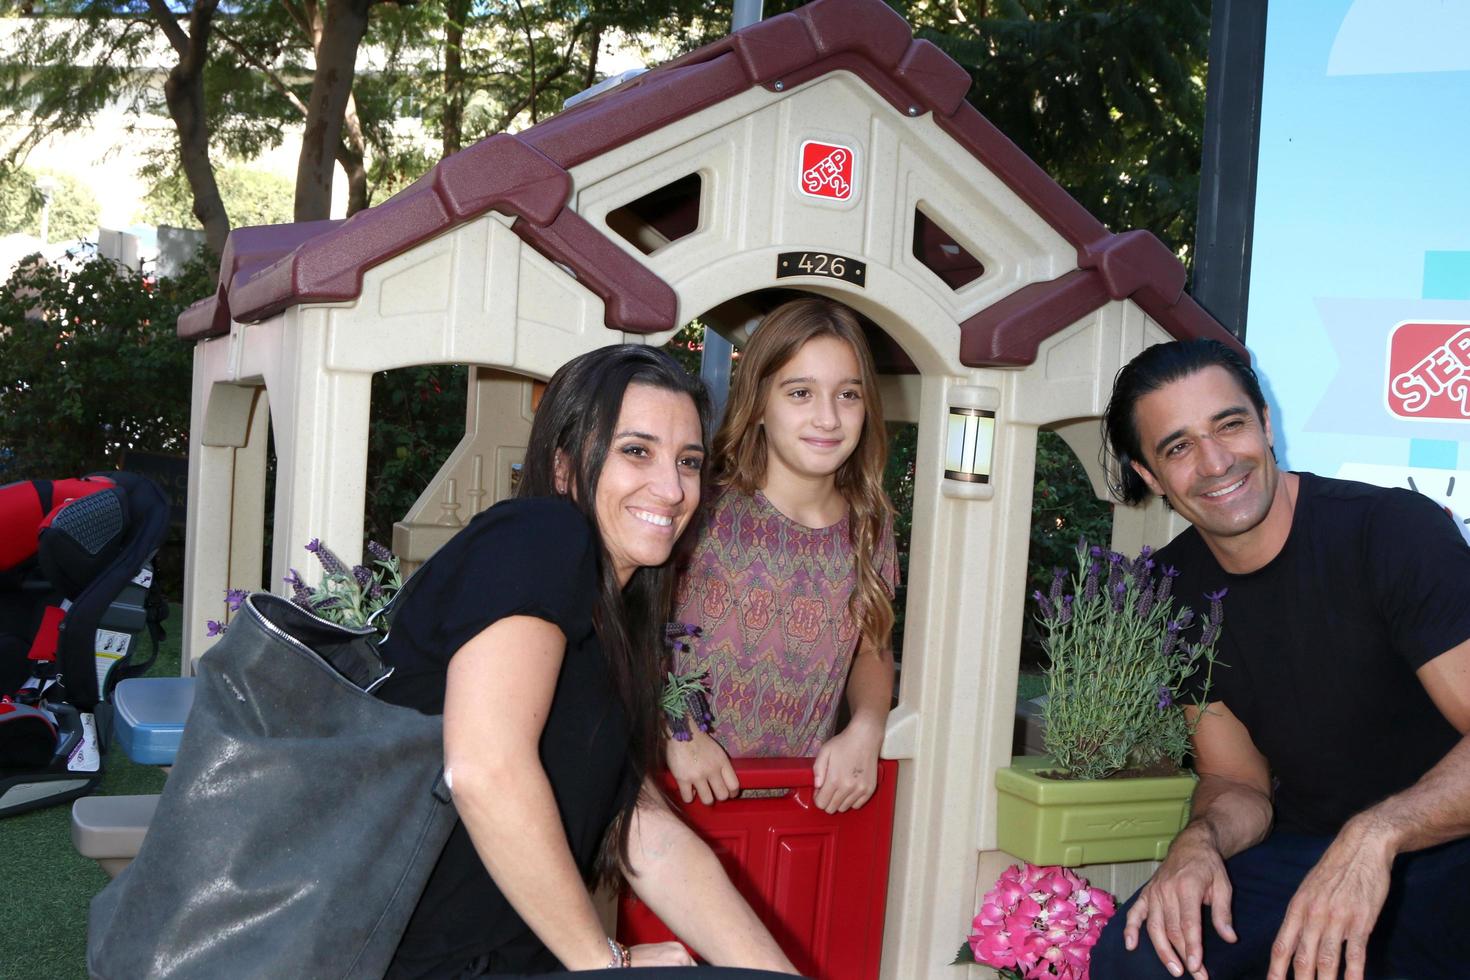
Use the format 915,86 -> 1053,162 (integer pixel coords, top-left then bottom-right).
516,344 -> 711,879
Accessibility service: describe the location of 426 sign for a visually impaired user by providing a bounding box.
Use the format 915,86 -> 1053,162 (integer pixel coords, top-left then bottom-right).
776,251 -> 867,286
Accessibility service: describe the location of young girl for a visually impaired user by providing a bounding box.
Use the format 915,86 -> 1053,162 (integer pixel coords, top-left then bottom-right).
667,297 -> 898,815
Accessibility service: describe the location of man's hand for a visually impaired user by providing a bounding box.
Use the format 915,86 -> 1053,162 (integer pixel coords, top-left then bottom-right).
1266,817 -> 1394,980
812,716 -> 883,813
1123,823 -> 1239,979
665,726 -> 739,805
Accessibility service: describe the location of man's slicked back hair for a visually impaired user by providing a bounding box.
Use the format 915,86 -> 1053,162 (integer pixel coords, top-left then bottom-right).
1103,339 -> 1264,505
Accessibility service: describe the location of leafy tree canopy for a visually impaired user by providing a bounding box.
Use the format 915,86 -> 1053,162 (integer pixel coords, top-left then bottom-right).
0,166 -> 102,242
907,0 -> 1211,262
140,165 -> 293,229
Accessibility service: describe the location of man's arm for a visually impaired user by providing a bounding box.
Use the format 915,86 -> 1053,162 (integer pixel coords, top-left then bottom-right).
1124,701 -> 1273,980
1267,637 -> 1470,980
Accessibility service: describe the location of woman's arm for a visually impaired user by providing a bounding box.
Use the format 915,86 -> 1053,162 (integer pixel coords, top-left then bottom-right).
442,615 -> 619,970
625,781 -> 799,973
812,643 -> 894,812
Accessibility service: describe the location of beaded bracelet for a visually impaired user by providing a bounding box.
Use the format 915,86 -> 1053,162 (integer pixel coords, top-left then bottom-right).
606,936 -> 631,968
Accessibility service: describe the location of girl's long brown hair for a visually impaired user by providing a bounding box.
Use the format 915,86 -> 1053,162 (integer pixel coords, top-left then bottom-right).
713,297 -> 895,659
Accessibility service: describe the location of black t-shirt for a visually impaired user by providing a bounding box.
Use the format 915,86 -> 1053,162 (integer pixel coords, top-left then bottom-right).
1162,473 -> 1470,836
376,496 -> 633,977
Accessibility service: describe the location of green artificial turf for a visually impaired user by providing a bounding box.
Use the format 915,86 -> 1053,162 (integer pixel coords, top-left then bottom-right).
0,605 -> 180,980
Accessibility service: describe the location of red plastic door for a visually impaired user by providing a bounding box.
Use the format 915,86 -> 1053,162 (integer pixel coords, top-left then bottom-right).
618,757 -> 898,979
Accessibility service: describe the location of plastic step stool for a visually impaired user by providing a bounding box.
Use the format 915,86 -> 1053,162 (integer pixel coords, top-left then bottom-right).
72,794 -> 159,878
112,676 -> 195,765
618,757 -> 898,980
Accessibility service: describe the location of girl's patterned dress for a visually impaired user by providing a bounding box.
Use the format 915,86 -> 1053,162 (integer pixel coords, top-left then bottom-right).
672,486 -> 897,757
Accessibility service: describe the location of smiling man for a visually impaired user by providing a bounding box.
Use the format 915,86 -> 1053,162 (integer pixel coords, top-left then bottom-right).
1087,339 -> 1470,980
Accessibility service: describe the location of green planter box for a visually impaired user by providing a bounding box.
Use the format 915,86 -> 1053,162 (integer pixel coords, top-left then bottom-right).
995,755 -> 1196,866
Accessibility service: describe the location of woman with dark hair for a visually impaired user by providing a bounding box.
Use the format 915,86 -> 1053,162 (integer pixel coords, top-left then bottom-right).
375,345 -> 797,976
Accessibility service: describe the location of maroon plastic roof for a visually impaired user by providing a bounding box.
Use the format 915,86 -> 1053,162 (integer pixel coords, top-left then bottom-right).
184,0 -> 1241,368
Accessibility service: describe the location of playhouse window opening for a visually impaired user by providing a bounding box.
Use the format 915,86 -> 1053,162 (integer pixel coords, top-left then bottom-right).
606,172 -> 703,255
911,206 -> 985,290
367,364 -> 470,550
1013,426 -> 1115,755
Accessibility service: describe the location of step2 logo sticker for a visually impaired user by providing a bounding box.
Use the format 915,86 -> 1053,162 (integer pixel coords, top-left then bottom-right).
1386,321 -> 1470,421
799,140 -> 855,201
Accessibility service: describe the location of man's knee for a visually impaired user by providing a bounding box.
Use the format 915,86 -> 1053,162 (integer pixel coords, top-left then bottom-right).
1088,903 -> 1178,980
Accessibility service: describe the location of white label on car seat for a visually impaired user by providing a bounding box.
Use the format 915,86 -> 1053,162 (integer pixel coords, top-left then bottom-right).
131,567 -> 154,588
95,629 -> 131,692
68,712 -> 101,773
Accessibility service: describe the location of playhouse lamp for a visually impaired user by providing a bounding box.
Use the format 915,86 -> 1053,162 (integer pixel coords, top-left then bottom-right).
942,385 -> 999,500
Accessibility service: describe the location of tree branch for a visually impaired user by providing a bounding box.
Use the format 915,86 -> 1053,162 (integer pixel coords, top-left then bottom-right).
144,0 -> 191,58
214,26 -> 309,116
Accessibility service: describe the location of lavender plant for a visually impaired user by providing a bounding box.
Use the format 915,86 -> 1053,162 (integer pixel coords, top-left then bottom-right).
207,538 -> 404,638
1035,539 -> 1221,781
662,622 -> 716,741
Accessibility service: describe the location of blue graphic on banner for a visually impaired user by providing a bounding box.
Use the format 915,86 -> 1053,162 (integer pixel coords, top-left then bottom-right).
1246,0 -> 1470,522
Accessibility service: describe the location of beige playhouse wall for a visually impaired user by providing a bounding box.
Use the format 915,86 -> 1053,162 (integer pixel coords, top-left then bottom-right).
182,62 -> 1200,980
182,212 -> 652,667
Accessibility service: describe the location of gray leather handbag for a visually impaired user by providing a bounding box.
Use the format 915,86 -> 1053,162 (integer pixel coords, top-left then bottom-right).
87,591 -> 456,979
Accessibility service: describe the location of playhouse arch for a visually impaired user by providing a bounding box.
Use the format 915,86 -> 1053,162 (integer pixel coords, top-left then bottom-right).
177,1 -> 1236,975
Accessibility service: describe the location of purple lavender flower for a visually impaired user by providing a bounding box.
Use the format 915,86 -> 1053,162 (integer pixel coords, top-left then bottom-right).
1048,567 -> 1066,605
1089,545 -> 1104,559
352,564 -> 373,590
1058,594 -> 1075,625
366,540 -> 393,563
1110,580 -> 1127,613
305,539 -> 349,577
205,619 -> 226,637
1176,607 -> 1195,628
1200,588 -> 1228,646
1200,620 -> 1220,647
224,588 -> 248,612
1163,619 -> 1181,658
1137,582 -> 1156,620
1083,562 -> 1101,603
1034,589 -> 1057,620
1156,566 -> 1179,606
684,689 -> 714,731
1156,686 -> 1173,710
284,568 -> 313,606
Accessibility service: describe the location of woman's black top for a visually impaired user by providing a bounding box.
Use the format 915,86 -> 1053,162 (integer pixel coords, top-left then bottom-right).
376,496 -> 633,977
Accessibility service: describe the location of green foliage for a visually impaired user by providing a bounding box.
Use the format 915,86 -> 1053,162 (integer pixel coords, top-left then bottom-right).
0,247 -> 214,482
1036,541 -> 1220,779
884,421 -> 917,656
914,0 -> 1210,264
0,167 -> 101,242
661,319 -> 707,376
140,166 -> 294,230
364,364 -> 469,547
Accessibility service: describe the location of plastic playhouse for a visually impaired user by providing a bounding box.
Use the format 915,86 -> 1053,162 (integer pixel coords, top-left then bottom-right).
140,0 -> 1244,974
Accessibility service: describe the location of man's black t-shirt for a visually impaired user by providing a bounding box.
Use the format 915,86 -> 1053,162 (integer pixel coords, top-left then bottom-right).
1161,473 -> 1470,836
375,496 -> 633,977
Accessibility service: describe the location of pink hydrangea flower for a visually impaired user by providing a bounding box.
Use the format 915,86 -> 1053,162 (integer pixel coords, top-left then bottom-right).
967,863 -> 1117,980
